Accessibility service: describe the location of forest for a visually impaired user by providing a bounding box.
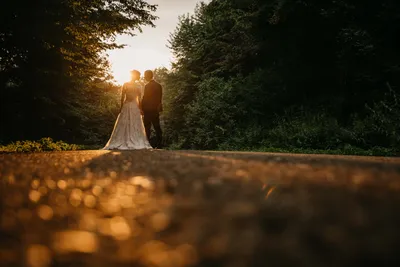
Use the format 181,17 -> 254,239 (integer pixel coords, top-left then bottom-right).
1,0 -> 400,155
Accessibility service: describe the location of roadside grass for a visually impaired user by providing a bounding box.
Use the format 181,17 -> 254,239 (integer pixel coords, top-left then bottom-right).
0,138 -> 83,153
212,146 -> 399,157
1,137 -> 397,157
166,145 -> 398,157
254,147 -> 398,157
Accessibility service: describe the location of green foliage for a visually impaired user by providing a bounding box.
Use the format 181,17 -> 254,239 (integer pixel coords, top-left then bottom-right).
158,0 -> 400,155
265,113 -> 342,150
185,77 -> 240,148
352,84 -> 400,149
0,138 -> 81,153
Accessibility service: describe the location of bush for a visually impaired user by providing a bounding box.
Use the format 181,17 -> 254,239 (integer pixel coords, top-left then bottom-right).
0,137 -> 82,153
352,85 -> 400,149
215,106 -> 399,156
265,111 -> 349,150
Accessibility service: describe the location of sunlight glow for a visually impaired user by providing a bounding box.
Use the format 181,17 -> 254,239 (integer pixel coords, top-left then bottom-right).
108,42 -> 171,85
107,0 -> 211,85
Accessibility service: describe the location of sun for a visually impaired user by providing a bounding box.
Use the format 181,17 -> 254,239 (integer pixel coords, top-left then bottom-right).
108,48 -> 171,85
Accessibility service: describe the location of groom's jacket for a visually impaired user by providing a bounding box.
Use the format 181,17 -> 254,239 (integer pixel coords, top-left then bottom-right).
142,80 -> 163,112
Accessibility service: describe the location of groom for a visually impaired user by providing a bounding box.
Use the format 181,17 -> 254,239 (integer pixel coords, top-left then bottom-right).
141,70 -> 163,148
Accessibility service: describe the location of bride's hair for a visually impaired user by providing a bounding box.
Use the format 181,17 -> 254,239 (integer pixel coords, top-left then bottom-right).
130,70 -> 141,80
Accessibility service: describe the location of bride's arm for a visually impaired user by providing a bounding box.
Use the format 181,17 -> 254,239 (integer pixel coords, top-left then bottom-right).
120,84 -> 126,112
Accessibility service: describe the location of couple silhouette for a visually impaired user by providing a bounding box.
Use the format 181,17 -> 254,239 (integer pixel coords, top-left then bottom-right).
103,70 -> 163,150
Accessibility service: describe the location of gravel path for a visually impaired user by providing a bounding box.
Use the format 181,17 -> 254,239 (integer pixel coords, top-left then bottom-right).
1,150 -> 400,267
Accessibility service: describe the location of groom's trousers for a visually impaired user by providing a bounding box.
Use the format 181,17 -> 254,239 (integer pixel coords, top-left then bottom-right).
143,111 -> 162,148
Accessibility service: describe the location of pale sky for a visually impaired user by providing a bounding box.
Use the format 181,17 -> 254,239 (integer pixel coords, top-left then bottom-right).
107,0 -> 207,84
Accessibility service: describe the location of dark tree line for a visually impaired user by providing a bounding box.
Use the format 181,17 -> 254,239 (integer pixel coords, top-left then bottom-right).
1,0 -> 157,144
1,0 -> 399,153
160,0 -> 400,152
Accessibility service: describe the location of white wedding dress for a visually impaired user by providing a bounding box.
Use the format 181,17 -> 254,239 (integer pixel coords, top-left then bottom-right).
103,81 -> 152,150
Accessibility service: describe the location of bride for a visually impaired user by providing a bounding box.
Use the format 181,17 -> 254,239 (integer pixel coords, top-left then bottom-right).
103,70 -> 152,150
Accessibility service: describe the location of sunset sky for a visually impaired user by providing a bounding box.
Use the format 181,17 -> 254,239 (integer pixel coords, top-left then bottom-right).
107,0 -> 207,84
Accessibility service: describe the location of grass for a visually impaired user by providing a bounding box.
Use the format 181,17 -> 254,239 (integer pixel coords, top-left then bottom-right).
1,137 -> 397,157
210,145 -> 399,157
0,137 -> 83,153
256,147 -> 398,157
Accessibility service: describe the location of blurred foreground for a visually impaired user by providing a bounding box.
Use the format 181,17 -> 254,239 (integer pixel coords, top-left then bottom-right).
1,150 -> 400,267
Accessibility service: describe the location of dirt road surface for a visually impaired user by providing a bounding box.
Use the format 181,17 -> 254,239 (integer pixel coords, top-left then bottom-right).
1,150 -> 400,267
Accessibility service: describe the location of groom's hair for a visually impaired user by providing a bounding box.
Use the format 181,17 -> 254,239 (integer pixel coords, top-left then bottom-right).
144,70 -> 154,80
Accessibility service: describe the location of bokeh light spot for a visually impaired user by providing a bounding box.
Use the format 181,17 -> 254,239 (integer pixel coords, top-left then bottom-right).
37,205 -> 53,221
31,179 -> 40,189
26,245 -> 51,267
69,189 -> 82,207
110,216 -> 131,240
120,195 -> 133,208
151,212 -> 170,232
84,195 -> 97,208
57,180 -> 67,190
45,179 -> 56,189
29,190 -> 41,203
92,185 -> 103,196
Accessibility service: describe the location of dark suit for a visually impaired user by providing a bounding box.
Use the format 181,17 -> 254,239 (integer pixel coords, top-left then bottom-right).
142,80 -> 163,147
